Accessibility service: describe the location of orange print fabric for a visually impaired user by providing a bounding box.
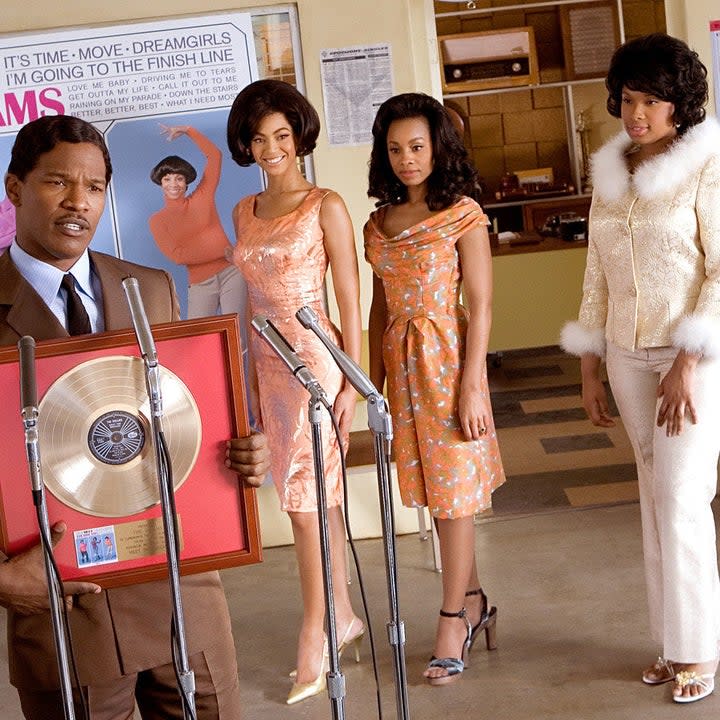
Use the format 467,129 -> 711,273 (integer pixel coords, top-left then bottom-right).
364,197 -> 505,519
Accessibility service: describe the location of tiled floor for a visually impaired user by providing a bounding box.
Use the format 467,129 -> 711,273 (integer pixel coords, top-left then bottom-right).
486,346 -> 638,516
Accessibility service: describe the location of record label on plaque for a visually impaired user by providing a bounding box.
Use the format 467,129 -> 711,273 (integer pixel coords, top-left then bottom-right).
38,356 -> 201,517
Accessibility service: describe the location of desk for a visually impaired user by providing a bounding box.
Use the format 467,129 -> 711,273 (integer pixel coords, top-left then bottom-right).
491,233 -> 587,257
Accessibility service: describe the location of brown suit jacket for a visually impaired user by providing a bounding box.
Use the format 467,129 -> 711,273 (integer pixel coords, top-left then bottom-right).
0,250 -> 231,689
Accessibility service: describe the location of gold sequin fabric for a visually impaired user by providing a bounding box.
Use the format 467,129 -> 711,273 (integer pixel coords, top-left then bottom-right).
364,197 -> 505,519
233,187 -> 345,512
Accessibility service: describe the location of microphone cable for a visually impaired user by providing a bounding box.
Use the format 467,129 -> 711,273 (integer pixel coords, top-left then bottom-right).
34,507 -> 90,720
157,427 -> 197,720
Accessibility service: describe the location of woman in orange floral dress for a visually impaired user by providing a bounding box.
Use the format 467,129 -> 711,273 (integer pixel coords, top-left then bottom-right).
365,93 -> 505,685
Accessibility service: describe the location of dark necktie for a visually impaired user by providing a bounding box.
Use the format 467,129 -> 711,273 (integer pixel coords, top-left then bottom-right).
61,273 -> 92,336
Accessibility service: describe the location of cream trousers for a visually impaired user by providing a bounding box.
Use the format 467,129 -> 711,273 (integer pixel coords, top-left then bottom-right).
187,264 -> 247,321
606,342 -> 720,662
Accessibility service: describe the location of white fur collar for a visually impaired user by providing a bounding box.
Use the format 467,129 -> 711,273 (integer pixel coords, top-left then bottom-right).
590,117 -> 720,202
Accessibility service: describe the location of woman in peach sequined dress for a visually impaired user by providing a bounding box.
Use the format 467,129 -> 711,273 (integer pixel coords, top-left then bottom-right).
366,93 -> 505,686
227,80 -> 363,704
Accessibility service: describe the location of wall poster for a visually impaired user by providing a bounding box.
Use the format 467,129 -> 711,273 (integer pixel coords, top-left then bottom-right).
0,9 -> 302,320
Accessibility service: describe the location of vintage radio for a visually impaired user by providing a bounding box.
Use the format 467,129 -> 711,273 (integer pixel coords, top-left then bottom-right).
438,27 -> 539,94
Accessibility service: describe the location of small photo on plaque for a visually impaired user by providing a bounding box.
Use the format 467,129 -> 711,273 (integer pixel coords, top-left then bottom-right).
74,526 -> 118,568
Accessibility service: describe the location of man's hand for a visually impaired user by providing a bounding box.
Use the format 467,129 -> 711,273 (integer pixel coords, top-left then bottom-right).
225,432 -> 271,488
0,522 -> 101,615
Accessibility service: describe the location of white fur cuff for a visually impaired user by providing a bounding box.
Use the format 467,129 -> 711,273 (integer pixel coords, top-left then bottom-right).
671,314 -> 720,359
559,321 -> 606,358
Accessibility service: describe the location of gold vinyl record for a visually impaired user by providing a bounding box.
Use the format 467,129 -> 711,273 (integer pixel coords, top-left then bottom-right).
38,356 -> 202,517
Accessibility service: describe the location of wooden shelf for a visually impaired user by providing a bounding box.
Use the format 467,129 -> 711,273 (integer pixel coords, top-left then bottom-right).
491,233 -> 587,257
485,193 -> 591,211
435,0 -> 605,19
442,76 -> 604,100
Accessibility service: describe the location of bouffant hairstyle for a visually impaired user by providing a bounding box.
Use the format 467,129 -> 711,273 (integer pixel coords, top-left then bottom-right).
150,155 -> 197,185
606,33 -> 708,134
226,80 -> 320,167
367,93 -> 480,210
8,115 -> 112,183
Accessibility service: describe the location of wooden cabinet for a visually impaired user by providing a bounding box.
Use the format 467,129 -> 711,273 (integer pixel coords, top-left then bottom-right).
482,193 -> 592,234
522,195 -> 592,233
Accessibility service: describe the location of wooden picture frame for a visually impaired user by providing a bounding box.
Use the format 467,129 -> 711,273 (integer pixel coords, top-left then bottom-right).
0,315 -> 261,588
438,27 -> 539,94
560,1 -> 621,81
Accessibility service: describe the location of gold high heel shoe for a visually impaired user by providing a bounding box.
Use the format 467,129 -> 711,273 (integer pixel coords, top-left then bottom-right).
289,618 -> 365,678
287,637 -> 329,705
338,617 -> 365,664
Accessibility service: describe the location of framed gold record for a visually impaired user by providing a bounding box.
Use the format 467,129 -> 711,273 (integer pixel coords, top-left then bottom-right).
0,315 -> 261,588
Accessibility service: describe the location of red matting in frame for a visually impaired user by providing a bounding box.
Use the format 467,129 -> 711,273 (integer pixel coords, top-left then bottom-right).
0,314 -> 261,588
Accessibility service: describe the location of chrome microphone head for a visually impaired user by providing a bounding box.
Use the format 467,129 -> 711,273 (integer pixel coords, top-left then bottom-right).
296,306 -> 318,329
251,315 -> 269,333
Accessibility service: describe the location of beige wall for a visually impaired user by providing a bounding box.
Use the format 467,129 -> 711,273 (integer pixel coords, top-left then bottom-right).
665,0 -> 717,116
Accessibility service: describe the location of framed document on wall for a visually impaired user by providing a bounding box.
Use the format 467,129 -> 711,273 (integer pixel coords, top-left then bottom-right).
560,1 -> 621,80
0,314 -> 261,588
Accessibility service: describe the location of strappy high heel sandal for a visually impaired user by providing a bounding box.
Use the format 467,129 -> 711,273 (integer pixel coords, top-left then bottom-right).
673,671 -> 715,703
465,588 -> 498,651
424,608 -> 472,686
642,656 -> 676,685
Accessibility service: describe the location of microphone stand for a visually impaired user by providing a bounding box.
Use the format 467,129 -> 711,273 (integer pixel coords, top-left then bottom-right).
122,278 -> 195,719
296,306 -> 411,720
251,316 -> 346,720
18,336 -> 76,720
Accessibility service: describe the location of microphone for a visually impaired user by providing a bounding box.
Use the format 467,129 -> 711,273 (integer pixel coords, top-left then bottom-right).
251,315 -> 330,406
18,335 -> 42,496
122,277 -> 162,416
296,305 -> 378,399
296,305 -> 393,442
122,277 -> 158,365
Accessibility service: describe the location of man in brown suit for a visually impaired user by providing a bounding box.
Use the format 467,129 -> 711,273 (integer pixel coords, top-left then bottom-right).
0,115 -> 269,718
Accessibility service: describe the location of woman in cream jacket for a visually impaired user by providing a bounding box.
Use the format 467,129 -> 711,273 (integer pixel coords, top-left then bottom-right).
562,33 -> 720,705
